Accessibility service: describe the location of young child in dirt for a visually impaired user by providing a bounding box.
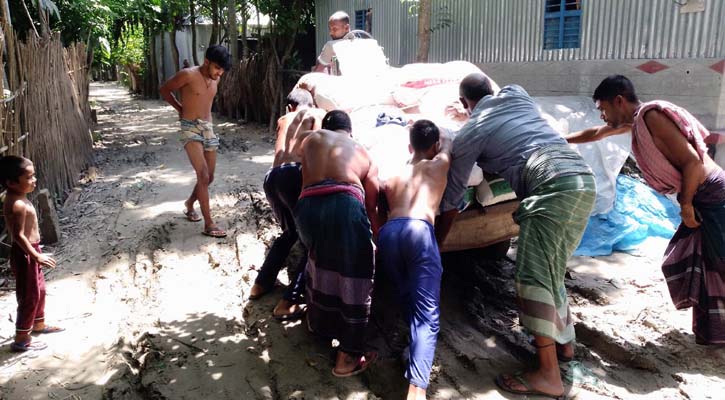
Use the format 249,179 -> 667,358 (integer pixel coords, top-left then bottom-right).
1,156 -> 63,352
377,120 -> 451,399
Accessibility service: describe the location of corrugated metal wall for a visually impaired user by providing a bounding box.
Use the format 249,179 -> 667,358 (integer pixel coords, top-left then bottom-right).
317,0 -> 725,65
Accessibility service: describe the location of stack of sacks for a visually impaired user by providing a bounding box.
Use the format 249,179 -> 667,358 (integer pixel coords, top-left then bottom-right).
354,124 -> 485,196
296,72 -> 396,112
294,54 -> 513,210
393,61 -> 501,115
349,105 -> 410,135
294,60 -> 500,128
476,174 -> 517,207
332,38 -> 389,77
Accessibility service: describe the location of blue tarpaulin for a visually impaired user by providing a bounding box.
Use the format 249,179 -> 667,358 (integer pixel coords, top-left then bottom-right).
574,175 -> 681,256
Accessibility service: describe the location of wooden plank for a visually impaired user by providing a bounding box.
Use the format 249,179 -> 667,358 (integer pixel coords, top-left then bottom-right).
440,200 -> 520,253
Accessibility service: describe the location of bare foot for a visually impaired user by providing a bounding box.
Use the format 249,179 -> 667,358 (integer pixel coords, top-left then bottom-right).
249,284 -> 269,300
406,384 -> 426,400
273,300 -> 306,320
499,368 -> 564,398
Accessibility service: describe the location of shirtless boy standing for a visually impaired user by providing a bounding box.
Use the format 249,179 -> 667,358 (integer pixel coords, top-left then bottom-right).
377,120 -> 451,399
160,45 -> 231,238
1,156 -> 63,352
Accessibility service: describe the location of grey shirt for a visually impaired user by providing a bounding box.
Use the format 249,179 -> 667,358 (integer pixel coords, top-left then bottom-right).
440,85 -> 569,212
317,40 -> 341,66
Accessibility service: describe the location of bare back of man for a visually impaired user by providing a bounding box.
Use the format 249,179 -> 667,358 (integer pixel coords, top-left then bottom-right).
385,128 -> 451,225
160,46 -> 229,238
274,109 -> 325,167
298,127 -> 381,234
385,157 -> 449,226
294,123 -> 381,377
299,129 -> 373,190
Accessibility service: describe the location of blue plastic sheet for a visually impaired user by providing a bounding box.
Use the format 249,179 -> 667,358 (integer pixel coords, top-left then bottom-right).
574,175 -> 681,256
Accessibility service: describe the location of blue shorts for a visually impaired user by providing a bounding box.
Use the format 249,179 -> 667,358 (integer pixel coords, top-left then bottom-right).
378,217 -> 442,389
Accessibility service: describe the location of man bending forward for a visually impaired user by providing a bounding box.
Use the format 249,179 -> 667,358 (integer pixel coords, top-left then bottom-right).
294,110 -> 381,377
378,120 -> 451,399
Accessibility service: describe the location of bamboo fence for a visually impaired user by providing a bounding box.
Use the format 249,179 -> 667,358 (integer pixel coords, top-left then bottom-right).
1,32 -> 93,200
217,53 -> 271,124
1,12 -> 93,246
216,50 -> 305,133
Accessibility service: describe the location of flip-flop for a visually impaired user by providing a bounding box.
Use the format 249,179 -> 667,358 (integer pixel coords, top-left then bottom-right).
183,210 -> 202,222
273,305 -> 307,321
10,340 -> 48,352
331,352 -> 378,378
32,326 -> 65,335
495,372 -> 565,399
202,228 -> 227,238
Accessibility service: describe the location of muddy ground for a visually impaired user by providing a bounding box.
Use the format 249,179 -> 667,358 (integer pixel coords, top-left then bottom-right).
0,83 -> 723,400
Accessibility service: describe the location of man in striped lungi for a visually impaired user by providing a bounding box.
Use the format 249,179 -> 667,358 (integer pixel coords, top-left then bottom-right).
567,75 -> 725,345
436,73 -> 595,399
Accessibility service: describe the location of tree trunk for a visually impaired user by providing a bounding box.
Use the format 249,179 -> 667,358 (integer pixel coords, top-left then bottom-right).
146,29 -> 159,99
160,31 -> 167,83
149,32 -> 160,98
170,28 -> 180,73
190,0 -> 199,65
254,0 -> 261,38
416,0 -> 432,63
209,0 -> 219,46
33,0 -> 49,38
241,0 -> 249,59
0,0 -> 18,90
227,0 -> 238,64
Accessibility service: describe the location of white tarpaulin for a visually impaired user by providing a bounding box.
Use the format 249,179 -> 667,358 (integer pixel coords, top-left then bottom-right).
535,96 -> 632,215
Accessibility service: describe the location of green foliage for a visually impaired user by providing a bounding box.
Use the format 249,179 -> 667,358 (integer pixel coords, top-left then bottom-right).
111,25 -> 145,67
36,0 -> 61,19
256,0 -> 315,35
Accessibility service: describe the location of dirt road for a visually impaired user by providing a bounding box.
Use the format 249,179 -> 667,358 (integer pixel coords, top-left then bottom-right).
0,83 -> 723,400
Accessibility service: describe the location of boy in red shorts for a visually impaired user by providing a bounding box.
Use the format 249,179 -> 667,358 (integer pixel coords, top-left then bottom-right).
1,156 -> 64,352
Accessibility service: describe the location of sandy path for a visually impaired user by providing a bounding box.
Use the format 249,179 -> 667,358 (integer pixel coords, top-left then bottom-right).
1,82 -> 723,400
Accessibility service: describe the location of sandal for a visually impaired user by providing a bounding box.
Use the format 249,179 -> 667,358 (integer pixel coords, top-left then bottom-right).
32,326 -> 65,335
202,227 -> 227,238
332,352 -> 378,378
10,340 -> 48,352
183,209 -> 202,222
273,304 -> 307,321
495,372 -> 565,399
